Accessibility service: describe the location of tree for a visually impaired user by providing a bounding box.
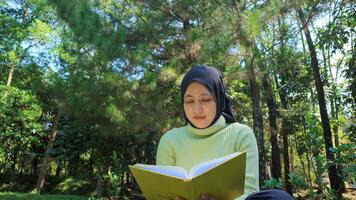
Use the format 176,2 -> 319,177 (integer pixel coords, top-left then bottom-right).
232,2 -> 268,185
262,74 -> 282,180
297,5 -> 343,196
0,86 -> 43,175
35,109 -> 61,193
276,15 -> 293,195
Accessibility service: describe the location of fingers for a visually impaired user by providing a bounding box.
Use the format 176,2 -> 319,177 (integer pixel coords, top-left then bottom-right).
175,194 -> 215,200
200,194 -> 216,200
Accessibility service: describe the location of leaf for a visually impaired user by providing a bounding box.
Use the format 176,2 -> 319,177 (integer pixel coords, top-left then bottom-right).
105,103 -> 125,124
247,10 -> 263,36
29,19 -> 53,43
328,147 -> 337,153
8,50 -> 18,63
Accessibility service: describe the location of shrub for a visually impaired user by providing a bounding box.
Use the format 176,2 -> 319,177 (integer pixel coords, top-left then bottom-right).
263,177 -> 283,189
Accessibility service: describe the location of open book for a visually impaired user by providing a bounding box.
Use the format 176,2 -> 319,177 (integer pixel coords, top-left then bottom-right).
129,152 -> 246,200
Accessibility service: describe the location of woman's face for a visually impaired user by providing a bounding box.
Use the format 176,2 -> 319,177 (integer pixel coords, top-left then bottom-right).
183,81 -> 217,129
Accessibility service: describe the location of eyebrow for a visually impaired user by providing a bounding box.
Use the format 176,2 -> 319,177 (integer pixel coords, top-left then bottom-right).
184,93 -> 212,98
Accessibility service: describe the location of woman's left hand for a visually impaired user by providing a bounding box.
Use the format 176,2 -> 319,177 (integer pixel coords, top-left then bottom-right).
200,194 -> 216,200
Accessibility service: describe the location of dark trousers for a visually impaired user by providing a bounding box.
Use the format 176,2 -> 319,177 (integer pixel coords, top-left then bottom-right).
245,189 -> 294,200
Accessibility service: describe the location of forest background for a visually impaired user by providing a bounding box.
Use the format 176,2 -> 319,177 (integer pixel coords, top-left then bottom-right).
0,0 -> 355,199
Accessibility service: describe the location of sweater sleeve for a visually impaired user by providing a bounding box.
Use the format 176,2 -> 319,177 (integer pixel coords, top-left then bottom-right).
156,133 -> 176,166
234,125 -> 260,200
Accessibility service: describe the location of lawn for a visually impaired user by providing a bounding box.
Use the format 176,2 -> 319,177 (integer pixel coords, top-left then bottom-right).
0,192 -> 89,200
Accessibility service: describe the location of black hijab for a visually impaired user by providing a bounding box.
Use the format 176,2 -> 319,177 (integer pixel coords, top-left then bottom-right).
180,65 -> 236,128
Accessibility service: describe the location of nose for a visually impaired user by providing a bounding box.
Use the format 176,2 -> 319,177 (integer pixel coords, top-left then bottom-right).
193,102 -> 203,114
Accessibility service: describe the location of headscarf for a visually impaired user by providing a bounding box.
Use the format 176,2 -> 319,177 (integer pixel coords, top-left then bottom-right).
180,65 -> 236,128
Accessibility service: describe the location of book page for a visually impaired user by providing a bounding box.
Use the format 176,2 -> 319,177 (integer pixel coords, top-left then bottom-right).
134,164 -> 188,179
188,152 -> 241,178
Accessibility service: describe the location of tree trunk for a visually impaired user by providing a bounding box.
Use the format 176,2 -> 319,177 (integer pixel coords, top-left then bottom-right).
35,111 -> 61,193
7,64 -> 15,86
95,174 -> 105,197
329,85 -> 341,147
290,140 -> 294,173
94,162 -> 108,197
297,147 -> 309,188
234,1 -> 268,186
262,75 -> 281,180
248,58 -> 268,185
323,45 -> 341,148
274,76 -> 292,194
32,156 -> 38,175
180,10 -> 195,73
11,152 -> 17,174
327,36 -> 346,194
182,18 -> 191,68
302,117 -> 313,188
281,118 -> 293,195
276,15 -> 293,195
55,161 -> 62,177
297,8 -> 343,196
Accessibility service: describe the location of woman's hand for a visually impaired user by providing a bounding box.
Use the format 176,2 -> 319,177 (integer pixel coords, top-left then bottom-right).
199,194 -> 216,200
175,194 -> 216,200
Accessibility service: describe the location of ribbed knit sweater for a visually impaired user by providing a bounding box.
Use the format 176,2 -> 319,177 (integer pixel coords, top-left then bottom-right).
156,116 -> 259,200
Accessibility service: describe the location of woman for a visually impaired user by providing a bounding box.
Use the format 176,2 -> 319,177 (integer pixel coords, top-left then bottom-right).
156,65 -> 293,200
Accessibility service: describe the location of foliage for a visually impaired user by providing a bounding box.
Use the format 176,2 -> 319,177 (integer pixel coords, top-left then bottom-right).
0,85 -> 43,173
105,151 -> 125,198
304,113 -> 328,191
53,178 -> 87,195
329,144 -> 356,184
263,177 -> 283,189
288,172 -> 308,191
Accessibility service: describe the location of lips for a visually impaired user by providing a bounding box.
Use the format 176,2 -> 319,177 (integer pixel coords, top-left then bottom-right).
193,116 -> 206,120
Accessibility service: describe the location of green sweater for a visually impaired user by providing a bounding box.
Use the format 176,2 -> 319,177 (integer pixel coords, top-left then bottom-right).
156,116 -> 259,200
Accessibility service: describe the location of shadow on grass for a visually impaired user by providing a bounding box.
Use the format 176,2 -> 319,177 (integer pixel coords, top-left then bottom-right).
0,174 -> 95,196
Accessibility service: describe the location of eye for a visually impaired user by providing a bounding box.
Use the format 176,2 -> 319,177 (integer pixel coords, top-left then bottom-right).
201,98 -> 212,102
184,99 -> 194,104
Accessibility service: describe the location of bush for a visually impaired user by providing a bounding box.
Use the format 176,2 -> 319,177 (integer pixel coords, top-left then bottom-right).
105,151 -> 125,199
263,177 -> 283,189
55,178 -> 84,193
288,172 -> 308,191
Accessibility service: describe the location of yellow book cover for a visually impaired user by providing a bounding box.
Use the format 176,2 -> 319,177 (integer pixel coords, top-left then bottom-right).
129,152 -> 246,200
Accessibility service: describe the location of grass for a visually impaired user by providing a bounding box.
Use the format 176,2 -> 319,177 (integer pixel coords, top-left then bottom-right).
0,192 -> 89,200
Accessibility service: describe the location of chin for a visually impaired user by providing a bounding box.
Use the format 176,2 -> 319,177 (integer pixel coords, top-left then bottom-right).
193,122 -> 209,129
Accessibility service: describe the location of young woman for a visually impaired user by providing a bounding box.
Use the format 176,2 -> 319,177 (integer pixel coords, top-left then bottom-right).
156,65 -> 293,200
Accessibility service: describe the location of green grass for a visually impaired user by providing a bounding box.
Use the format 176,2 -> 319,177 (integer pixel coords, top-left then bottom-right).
0,192 -> 89,200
